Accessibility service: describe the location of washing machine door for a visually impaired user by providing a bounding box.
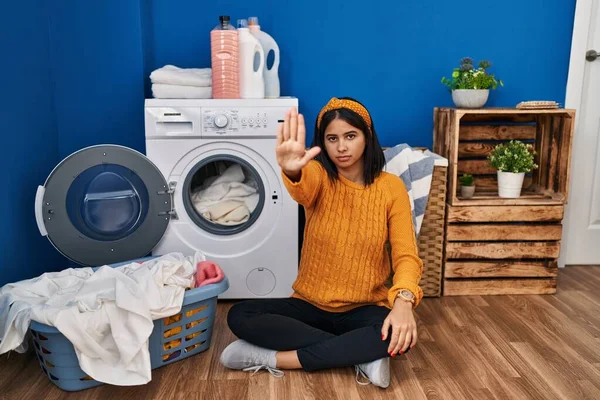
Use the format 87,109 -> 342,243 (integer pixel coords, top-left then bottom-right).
35,145 -> 172,266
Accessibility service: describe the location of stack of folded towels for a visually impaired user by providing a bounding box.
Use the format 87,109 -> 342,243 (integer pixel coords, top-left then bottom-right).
150,65 -> 212,99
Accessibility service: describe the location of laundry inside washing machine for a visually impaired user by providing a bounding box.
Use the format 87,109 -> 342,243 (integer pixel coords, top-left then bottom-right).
186,158 -> 264,230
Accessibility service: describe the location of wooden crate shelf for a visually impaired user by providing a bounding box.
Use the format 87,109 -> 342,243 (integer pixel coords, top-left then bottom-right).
443,203 -> 562,296
433,107 -> 574,296
433,107 -> 575,206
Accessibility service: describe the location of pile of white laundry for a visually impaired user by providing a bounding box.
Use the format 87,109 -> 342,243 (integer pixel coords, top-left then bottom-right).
0,252 -> 204,386
191,163 -> 259,225
150,65 -> 212,99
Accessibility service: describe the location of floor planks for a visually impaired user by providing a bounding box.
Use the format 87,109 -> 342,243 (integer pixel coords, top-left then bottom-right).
1,266 -> 599,399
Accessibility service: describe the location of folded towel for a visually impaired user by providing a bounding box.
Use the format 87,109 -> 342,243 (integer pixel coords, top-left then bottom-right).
383,145 -> 447,236
195,261 -> 225,288
152,83 -> 212,99
150,65 -> 212,87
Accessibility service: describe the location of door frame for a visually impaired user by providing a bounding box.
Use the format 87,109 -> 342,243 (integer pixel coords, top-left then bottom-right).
561,0 -> 595,267
565,0 -> 593,111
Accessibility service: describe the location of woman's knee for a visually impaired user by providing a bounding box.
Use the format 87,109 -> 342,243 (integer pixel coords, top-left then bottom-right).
226,301 -> 257,335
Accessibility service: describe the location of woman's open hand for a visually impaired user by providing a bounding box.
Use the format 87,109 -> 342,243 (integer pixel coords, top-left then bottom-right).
276,107 -> 321,177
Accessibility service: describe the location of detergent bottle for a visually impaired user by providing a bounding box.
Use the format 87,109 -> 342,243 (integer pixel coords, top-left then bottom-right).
248,17 -> 280,98
237,19 -> 265,99
210,15 -> 239,99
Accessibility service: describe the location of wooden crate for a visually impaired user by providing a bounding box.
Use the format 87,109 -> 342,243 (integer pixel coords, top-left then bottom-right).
432,108 -> 575,296
433,107 -> 575,206
443,204 -> 561,295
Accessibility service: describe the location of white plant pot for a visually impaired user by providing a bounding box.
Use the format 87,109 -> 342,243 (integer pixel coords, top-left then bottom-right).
497,171 -> 525,198
452,89 -> 489,108
461,185 -> 475,198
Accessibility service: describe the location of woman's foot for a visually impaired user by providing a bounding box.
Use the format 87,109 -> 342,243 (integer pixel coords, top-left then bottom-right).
355,358 -> 390,388
220,339 -> 284,377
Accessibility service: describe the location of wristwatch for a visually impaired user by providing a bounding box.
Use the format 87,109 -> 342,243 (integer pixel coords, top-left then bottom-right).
396,289 -> 415,305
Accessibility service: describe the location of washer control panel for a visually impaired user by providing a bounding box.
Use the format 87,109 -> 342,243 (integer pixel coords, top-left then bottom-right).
202,108 -> 280,136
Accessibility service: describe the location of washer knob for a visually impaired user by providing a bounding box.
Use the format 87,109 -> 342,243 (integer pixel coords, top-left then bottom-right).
213,114 -> 229,128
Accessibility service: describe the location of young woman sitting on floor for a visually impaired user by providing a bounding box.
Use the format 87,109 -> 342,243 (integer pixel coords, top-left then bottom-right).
220,97 -> 423,389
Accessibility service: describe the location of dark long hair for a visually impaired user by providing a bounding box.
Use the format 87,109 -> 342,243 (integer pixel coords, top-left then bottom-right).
311,97 -> 385,186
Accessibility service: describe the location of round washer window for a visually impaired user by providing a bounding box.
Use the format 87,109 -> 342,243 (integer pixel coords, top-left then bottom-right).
183,155 -> 265,235
66,164 -> 149,241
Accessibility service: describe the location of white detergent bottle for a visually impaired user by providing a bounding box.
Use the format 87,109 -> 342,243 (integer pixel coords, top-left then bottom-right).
248,17 -> 280,98
238,19 -> 265,99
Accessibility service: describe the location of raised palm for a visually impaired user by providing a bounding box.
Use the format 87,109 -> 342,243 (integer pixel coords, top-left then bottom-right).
276,107 -> 321,174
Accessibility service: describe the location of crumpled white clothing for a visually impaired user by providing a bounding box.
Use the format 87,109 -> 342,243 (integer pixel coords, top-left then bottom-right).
0,252 -> 203,386
191,163 -> 259,225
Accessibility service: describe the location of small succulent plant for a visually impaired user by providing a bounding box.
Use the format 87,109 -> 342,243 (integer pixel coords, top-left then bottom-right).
459,173 -> 474,186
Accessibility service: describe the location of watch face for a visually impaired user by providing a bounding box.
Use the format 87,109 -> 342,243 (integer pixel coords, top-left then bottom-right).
401,289 -> 414,299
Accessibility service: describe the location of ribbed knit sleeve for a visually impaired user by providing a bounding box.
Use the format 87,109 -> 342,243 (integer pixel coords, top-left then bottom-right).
385,177 -> 424,308
280,160 -> 325,208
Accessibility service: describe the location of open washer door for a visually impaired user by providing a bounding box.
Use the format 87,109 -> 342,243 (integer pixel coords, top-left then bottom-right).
35,145 -> 173,266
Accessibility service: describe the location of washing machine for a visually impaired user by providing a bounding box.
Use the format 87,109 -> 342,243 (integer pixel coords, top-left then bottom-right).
34,98 -> 299,299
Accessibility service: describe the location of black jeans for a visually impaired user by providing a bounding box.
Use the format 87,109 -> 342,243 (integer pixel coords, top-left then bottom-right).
227,297 -> 402,371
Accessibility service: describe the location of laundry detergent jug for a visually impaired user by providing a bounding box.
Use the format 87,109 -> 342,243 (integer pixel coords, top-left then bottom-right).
237,19 -> 265,99
211,15 -> 239,99
248,17 -> 280,98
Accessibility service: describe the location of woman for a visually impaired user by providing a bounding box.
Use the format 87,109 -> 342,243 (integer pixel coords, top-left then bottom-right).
220,97 -> 423,389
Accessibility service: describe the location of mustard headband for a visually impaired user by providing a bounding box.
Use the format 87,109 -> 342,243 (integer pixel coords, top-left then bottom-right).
316,98 -> 372,131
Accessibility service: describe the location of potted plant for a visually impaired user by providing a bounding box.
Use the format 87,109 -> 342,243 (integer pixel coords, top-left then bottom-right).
441,57 -> 503,108
459,173 -> 475,198
488,140 -> 538,198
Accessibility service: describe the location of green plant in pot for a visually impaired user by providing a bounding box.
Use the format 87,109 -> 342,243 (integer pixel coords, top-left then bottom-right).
441,57 -> 503,108
459,173 -> 475,198
488,140 -> 538,198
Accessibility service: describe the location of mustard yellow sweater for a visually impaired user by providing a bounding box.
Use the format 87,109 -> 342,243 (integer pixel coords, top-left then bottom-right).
282,160 -> 423,312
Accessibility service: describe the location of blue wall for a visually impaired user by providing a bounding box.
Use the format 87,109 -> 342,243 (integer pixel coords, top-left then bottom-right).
0,0 -> 576,286
0,0 -> 146,286
0,1 -> 64,286
147,0 -> 576,147
48,0 -> 146,158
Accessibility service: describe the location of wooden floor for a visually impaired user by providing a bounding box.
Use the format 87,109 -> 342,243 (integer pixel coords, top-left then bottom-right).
1,266 -> 600,400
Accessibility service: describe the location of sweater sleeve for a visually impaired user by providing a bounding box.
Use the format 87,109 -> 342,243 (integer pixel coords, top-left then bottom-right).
386,177 -> 424,308
280,160 -> 325,208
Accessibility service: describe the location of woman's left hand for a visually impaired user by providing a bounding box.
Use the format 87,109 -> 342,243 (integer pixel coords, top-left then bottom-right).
381,300 -> 417,356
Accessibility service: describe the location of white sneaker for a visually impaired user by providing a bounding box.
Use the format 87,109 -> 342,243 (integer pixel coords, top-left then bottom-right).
220,339 -> 284,378
355,358 -> 390,388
